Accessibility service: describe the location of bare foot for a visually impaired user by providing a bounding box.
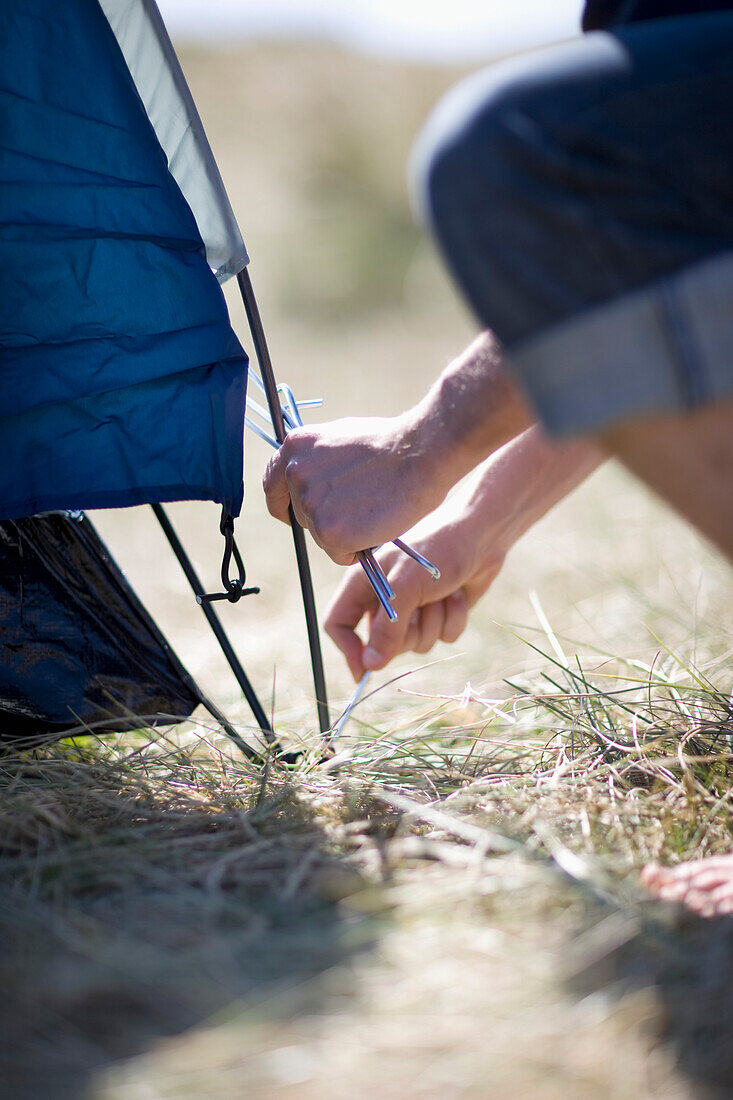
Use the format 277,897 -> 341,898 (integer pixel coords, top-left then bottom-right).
642,855 -> 733,918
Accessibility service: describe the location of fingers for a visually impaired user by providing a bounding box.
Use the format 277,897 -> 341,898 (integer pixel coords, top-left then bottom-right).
411,599 -> 445,654
262,437 -> 315,531
441,591 -> 469,644
697,882 -> 733,917
262,447 -> 292,526
363,589 -> 470,671
325,557 -> 431,678
403,592 -> 468,654
361,607 -> 412,672
263,438 -> 356,564
324,566 -> 380,682
639,862 -> 663,889
325,551 -> 472,680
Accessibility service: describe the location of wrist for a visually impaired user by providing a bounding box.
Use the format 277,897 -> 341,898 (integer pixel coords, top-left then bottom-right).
391,403 -> 455,515
418,334 -> 534,487
467,429 -> 604,560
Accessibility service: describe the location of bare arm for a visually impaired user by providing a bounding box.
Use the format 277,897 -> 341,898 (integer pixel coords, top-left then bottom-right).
325,426 -> 604,679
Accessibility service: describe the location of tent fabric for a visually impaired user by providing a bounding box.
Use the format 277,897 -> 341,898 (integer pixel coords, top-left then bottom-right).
0,511 -> 202,740
99,0 -> 249,283
0,0 -> 247,521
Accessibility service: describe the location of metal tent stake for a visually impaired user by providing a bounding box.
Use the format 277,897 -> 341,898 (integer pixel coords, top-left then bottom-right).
236,267 -> 331,735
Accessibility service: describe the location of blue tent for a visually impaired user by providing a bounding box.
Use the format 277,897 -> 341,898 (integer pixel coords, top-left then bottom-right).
0,0 -> 329,748
1,0 -> 247,521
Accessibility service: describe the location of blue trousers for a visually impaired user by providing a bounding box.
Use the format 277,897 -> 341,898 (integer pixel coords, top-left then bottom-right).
413,13 -> 733,436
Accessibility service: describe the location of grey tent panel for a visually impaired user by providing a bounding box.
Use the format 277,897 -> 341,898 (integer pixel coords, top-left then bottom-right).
99,0 -> 249,283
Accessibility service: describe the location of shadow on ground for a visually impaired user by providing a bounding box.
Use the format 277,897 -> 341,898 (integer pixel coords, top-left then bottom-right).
568,900 -> 733,1100
0,742 -> 376,1100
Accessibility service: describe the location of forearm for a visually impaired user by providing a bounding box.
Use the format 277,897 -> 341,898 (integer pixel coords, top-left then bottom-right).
405,332 -> 536,500
456,424 -> 604,567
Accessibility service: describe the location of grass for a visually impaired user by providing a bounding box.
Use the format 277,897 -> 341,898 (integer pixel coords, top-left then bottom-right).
321,625 -> 733,879
3,624 -> 733,1099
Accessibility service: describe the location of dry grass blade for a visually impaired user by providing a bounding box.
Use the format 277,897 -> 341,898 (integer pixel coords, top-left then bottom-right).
373,787 -> 522,855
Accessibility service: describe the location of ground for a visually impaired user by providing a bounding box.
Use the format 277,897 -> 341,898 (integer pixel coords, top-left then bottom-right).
2,39 -> 733,1100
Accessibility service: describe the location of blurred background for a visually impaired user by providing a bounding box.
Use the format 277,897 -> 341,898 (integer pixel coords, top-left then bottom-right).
91,0 -> 729,737
157,0 -> 582,58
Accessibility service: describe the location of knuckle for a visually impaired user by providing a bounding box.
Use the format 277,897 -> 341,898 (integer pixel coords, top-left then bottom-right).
262,455 -> 277,492
279,432 -> 296,458
312,516 -> 346,552
324,617 -> 339,641
285,457 -> 305,490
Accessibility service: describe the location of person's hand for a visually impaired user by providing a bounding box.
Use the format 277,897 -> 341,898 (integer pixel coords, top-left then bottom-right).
262,334 -> 536,566
262,413 -> 451,566
324,500 -> 505,680
323,427 -> 604,679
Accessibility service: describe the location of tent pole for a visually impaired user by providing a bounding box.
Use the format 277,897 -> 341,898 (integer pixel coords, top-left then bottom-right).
150,502 -> 275,744
236,267 -> 331,735
196,689 -> 267,764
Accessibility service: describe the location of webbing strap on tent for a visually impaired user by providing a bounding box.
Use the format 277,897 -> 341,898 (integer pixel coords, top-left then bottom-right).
236,268 -> 331,736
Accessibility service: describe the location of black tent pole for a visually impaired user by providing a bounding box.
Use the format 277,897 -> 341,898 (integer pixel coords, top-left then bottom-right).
236,267 -> 331,735
150,502 -> 275,743
187,681 -> 268,764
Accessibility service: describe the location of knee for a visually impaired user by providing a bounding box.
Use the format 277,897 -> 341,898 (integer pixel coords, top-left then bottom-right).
409,54 -> 573,272
410,39 -> 612,245
411,68 -> 520,243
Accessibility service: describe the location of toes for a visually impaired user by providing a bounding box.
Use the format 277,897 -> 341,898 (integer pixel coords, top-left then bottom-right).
640,862 -> 665,888
657,882 -> 691,903
644,856 -> 733,918
702,880 -> 733,909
